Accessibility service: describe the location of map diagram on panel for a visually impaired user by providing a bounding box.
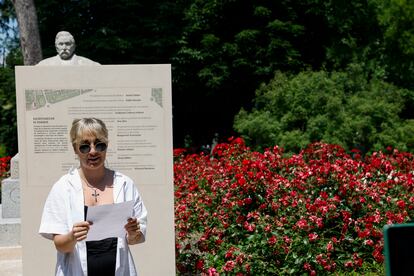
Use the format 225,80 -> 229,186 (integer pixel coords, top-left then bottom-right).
25,89 -> 94,111
151,88 -> 163,108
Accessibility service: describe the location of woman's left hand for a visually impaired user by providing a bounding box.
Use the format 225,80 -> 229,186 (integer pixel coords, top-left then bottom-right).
125,217 -> 142,244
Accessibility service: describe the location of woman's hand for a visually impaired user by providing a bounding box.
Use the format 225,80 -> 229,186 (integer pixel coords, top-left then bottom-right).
125,217 -> 142,245
72,221 -> 91,241
53,221 -> 91,253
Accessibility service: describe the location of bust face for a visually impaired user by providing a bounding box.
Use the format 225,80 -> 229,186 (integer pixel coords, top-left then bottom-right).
55,35 -> 75,60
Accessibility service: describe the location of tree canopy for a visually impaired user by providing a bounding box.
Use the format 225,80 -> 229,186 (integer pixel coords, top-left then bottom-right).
1,0 -> 414,155
234,67 -> 414,153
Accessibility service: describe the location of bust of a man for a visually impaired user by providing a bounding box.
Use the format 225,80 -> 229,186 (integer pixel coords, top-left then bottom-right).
37,31 -> 100,66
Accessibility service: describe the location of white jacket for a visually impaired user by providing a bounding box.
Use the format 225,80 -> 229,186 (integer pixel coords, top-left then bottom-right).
39,168 -> 148,276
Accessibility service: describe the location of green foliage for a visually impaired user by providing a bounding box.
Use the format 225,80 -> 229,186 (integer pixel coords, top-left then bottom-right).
172,0 -> 313,144
0,64 -> 18,156
2,0 -> 414,151
174,0 -> 306,90
234,68 -> 414,153
0,44 -> 21,157
374,0 -> 414,90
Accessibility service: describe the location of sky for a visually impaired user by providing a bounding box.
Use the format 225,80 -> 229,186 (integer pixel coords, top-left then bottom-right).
0,16 -> 18,66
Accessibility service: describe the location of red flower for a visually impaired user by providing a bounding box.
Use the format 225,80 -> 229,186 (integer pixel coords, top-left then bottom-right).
223,261 -> 236,272
308,233 -> 319,242
225,248 -> 235,259
244,197 -> 253,205
196,259 -> 204,270
268,236 -> 277,246
173,148 -> 186,157
397,200 -> 406,209
243,221 -> 256,232
363,239 -> 374,246
326,241 -> 334,252
207,268 -> 219,276
296,218 -> 309,230
344,261 -> 353,268
303,262 -> 312,271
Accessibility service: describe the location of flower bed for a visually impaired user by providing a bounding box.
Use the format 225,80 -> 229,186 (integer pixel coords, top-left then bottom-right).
174,139 -> 414,274
0,156 -> 10,178
0,155 -> 11,204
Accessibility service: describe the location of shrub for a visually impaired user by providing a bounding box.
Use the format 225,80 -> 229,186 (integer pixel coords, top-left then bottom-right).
234,68 -> 414,154
174,139 -> 414,274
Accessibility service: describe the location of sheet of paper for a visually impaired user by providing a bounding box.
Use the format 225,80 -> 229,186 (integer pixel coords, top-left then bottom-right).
86,200 -> 134,241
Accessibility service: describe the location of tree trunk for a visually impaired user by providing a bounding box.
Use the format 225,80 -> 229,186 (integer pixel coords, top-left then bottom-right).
11,0 -> 42,65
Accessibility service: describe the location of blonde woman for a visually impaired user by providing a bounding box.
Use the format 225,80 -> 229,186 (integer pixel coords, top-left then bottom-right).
39,118 -> 147,276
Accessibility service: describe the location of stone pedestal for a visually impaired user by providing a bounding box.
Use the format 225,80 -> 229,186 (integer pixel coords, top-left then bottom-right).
2,178 -> 20,219
0,154 -> 21,246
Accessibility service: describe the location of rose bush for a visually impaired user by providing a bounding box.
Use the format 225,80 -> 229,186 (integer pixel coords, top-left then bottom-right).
174,138 -> 414,274
0,155 -> 10,178
0,155 -> 11,204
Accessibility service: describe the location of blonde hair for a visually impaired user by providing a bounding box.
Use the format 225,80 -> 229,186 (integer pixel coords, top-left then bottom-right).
70,118 -> 108,148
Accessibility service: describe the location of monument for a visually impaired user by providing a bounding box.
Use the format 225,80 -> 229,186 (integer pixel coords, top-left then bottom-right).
0,30 -> 100,247
0,154 -> 20,246
37,31 -> 100,66
15,32 -> 175,275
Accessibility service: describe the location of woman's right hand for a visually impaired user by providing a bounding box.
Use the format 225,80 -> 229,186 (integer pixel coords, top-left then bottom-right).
54,221 -> 91,253
71,221 -> 91,241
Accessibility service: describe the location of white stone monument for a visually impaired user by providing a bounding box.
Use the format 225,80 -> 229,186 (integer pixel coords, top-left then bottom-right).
0,154 -> 21,246
0,30 -> 100,248
37,31 -> 99,66
16,64 -> 175,276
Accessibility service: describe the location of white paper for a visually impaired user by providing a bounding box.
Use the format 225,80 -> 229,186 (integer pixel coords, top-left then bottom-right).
86,200 -> 134,241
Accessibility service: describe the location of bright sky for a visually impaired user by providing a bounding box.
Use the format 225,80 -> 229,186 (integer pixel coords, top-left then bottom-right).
0,18 -> 18,65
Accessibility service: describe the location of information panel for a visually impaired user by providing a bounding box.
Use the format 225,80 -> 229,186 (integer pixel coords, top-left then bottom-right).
16,65 -> 175,276
25,85 -> 165,186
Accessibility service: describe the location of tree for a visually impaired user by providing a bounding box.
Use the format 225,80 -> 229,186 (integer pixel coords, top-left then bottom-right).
22,0 -> 414,151
0,58 -> 18,155
234,67 -> 414,153
375,0 -> 414,89
11,0 -> 42,65
172,0 -> 309,146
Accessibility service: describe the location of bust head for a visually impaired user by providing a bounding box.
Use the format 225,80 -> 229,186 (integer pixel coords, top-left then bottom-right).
55,31 -> 76,60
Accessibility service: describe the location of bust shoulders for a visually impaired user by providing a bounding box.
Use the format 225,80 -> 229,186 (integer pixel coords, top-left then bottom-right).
37,54 -> 100,66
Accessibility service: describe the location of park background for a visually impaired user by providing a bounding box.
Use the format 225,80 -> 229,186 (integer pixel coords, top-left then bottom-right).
1,0 -> 414,274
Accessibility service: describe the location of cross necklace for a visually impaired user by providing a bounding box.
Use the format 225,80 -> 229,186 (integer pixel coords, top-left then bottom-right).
81,172 -> 107,203
85,182 -> 101,202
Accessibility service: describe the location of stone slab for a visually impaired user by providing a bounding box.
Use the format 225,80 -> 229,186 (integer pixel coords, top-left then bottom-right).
0,245 -> 22,260
10,153 -> 19,180
0,205 -> 21,246
1,178 -> 20,218
0,246 -> 22,276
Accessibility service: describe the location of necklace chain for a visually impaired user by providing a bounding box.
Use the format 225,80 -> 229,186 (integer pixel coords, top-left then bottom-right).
80,170 -> 107,202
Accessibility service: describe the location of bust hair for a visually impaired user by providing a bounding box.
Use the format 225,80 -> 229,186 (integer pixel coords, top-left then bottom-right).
55,31 -> 75,44
70,118 -> 108,148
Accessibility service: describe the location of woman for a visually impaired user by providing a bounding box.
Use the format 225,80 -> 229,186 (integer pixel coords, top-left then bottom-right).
39,118 -> 147,276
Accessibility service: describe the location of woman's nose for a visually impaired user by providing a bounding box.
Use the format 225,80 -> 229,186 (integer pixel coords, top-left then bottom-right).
89,144 -> 98,153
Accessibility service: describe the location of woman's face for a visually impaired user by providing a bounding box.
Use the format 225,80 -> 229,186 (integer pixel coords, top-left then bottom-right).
75,133 -> 107,171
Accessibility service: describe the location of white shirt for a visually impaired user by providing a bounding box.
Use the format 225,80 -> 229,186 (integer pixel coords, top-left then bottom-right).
39,168 -> 147,276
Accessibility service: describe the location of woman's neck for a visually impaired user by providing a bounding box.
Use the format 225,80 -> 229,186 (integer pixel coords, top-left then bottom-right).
79,167 -> 107,188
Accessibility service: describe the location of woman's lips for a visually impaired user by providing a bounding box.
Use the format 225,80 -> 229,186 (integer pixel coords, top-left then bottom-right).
88,156 -> 100,163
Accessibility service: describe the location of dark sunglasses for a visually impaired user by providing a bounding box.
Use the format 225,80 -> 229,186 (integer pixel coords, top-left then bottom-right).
78,142 -> 107,154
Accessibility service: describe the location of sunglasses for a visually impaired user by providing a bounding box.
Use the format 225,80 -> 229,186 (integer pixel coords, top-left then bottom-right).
78,142 -> 107,154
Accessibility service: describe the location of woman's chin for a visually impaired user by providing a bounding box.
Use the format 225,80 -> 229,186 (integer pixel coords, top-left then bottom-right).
83,160 -> 104,169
